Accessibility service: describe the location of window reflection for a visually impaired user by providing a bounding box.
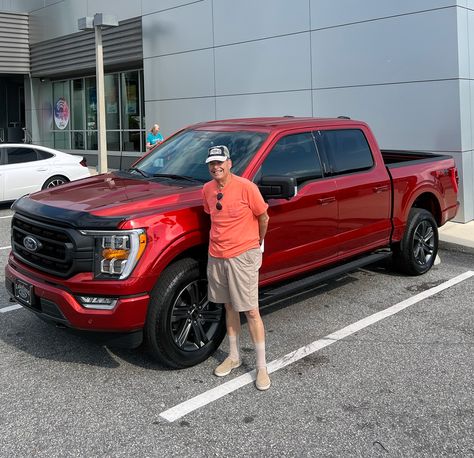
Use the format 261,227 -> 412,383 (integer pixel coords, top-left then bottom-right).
52,70 -> 145,155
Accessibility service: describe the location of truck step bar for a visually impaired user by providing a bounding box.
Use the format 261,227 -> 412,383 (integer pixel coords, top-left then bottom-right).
259,251 -> 392,307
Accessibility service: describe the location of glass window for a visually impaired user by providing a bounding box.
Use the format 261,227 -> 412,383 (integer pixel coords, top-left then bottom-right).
87,131 -> 97,150
255,132 -> 322,185
105,74 -> 120,130
134,129 -> 267,182
52,81 -> 71,131
72,79 -> 84,130
7,147 -> 37,164
73,132 -> 85,150
49,70 -> 145,156
85,77 -> 97,131
121,71 -> 140,130
317,129 -> 374,174
122,131 -> 141,152
107,131 -> 121,151
36,149 -> 54,160
54,131 -> 71,149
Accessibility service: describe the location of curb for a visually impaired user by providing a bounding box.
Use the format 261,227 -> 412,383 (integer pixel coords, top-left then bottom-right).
439,240 -> 474,255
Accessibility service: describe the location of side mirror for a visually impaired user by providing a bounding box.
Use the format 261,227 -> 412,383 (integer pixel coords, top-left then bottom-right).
258,176 -> 296,200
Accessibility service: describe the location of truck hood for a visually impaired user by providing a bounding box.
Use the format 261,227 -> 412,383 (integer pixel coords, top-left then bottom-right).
13,172 -> 205,229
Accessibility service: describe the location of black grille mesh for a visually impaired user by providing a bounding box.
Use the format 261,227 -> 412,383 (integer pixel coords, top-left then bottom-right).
11,216 -> 93,277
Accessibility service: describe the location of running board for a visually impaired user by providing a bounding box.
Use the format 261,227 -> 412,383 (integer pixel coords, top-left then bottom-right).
259,251 -> 391,307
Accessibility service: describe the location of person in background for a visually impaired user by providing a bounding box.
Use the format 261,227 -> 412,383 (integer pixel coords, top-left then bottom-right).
202,145 -> 271,391
146,124 -> 164,149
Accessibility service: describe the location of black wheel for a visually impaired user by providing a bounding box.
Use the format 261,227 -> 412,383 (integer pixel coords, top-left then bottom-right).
393,208 -> 438,276
42,175 -> 69,189
144,257 -> 226,368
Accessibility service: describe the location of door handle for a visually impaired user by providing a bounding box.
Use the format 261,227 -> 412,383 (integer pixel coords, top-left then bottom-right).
317,196 -> 336,205
373,185 -> 389,193
36,168 -> 47,171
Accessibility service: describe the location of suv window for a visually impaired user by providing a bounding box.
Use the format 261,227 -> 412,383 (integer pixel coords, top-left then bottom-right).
316,129 -> 373,175
6,147 -> 38,164
254,132 -> 322,185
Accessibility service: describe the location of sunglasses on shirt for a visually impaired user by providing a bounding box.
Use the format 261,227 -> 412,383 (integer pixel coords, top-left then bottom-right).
216,192 -> 223,210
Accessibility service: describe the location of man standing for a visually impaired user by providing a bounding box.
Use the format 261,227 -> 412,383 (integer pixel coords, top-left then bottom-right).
202,145 -> 271,390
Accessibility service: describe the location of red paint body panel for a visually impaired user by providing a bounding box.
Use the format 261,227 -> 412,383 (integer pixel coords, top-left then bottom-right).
5,117 -> 459,334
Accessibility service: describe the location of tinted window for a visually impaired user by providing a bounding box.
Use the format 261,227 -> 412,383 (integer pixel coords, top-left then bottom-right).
255,132 -> 322,185
317,129 -> 373,174
37,149 -> 54,160
6,147 -> 38,164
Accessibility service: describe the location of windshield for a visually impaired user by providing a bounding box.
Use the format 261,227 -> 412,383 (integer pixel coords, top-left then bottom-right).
132,129 -> 268,182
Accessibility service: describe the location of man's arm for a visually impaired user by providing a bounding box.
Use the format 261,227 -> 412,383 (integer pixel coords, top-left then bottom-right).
258,211 -> 269,244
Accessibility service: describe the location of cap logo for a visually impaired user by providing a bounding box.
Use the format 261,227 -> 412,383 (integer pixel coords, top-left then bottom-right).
205,145 -> 230,163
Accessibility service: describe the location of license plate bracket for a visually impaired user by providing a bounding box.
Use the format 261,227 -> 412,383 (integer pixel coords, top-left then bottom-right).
14,279 -> 33,306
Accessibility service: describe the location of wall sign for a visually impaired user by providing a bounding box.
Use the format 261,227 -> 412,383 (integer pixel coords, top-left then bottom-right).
54,97 -> 70,130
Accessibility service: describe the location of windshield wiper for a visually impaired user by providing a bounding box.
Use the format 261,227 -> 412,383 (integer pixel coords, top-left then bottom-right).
128,167 -> 150,178
151,173 -> 204,183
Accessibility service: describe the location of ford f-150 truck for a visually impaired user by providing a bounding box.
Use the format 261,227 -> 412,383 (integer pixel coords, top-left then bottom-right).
5,117 -> 459,368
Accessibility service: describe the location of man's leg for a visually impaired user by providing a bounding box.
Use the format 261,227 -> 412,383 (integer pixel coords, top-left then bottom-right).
224,303 -> 241,361
245,308 -> 271,390
214,303 -> 242,377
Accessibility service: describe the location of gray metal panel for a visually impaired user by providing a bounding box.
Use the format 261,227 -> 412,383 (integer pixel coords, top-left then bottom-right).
142,0 -> 213,57
145,97 -> 215,138
216,90 -> 313,119
310,0 -> 458,29
311,8 -> 459,89
144,49 -> 215,100
0,11 -> 30,74
215,33 -> 311,96
142,0 -> 201,15
213,0 -> 309,46
313,80 -> 462,152
30,17 -> 143,77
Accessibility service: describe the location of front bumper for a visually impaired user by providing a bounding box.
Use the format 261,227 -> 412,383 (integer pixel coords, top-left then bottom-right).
5,261 -> 150,333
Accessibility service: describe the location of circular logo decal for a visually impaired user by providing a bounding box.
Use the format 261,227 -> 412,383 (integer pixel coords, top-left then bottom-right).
23,235 -> 42,252
54,97 -> 70,130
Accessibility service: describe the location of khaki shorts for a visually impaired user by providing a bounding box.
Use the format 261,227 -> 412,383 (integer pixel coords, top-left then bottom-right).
207,248 -> 262,312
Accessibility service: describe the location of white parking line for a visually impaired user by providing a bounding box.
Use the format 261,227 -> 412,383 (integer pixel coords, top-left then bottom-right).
0,215 -> 12,219
0,304 -> 22,313
159,270 -> 474,423
0,246 -> 11,250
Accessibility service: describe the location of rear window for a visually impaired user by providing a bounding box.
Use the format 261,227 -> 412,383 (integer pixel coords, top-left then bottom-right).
316,129 -> 374,175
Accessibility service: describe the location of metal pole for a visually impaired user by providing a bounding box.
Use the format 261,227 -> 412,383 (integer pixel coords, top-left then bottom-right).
95,25 -> 107,174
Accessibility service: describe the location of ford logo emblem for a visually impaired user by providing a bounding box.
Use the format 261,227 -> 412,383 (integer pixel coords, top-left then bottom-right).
23,235 -> 42,252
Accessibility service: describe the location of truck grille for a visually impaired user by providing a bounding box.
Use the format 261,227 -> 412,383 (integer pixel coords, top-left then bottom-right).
11,215 -> 94,278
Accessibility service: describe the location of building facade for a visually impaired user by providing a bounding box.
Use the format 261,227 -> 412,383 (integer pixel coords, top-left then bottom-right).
0,0 -> 473,222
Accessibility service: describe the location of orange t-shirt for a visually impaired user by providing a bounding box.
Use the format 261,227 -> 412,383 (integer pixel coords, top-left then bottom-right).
203,175 -> 268,258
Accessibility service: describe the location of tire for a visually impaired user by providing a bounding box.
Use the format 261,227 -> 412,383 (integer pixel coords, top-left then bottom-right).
393,208 -> 439,276
144,257 -> 226,368
42,175 -> 69,189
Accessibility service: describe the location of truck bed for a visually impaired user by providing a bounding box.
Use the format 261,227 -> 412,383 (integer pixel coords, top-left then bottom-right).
381,150 -> 454,167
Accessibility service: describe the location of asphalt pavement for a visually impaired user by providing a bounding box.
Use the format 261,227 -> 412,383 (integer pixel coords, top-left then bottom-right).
0,204 -> 473,456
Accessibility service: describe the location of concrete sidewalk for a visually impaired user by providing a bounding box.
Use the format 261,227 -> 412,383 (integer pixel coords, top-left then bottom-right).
439,220 -> 474,254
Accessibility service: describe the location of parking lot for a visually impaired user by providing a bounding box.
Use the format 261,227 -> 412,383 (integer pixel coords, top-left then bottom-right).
0,203 -> 473,457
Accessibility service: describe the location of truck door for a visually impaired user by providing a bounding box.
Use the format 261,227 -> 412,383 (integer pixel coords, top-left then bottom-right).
253,131 -> 338,282
315,128 -> 392,257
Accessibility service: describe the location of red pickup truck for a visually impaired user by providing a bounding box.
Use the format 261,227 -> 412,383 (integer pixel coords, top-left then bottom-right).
5,117 -> 459,367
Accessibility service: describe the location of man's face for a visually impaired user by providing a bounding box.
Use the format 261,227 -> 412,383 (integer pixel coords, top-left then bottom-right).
208,159 -> 232,181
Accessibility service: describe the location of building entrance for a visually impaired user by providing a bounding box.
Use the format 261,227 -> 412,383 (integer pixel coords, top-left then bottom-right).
0,75 -> 25,143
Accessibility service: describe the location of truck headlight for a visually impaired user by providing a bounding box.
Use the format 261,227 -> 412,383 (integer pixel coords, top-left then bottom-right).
80,229 -> 147,279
